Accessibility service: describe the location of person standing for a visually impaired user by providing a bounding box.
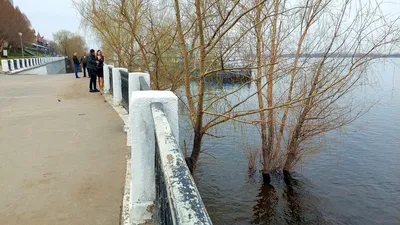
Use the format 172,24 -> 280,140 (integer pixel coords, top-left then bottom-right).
86,49 -> 99,92
73,52 -> 80,78
96,50 -> 105,92
80,52 -> 88,78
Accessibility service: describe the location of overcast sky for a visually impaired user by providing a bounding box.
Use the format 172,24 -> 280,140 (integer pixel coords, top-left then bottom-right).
14,0 -> 99,49
13,0 -> 400,52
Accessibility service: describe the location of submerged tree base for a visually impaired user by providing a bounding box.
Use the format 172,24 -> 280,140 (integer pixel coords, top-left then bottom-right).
283,170 -> 294,185
262,173 -> 271,184
185,157 -> 194,173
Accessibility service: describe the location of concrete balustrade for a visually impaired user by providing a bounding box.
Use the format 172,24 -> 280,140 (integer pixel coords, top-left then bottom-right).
1,57 -> 66,74
103,64 -> 212,224
129,91 -> 179,224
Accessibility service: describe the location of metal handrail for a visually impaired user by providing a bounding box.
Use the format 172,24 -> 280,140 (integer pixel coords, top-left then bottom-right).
109,67 -> 113,95
120,69 -> 129,111
139,76 -> 150,90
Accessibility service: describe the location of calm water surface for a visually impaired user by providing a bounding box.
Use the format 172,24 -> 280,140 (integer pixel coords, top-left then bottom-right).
179,60 -> 400,225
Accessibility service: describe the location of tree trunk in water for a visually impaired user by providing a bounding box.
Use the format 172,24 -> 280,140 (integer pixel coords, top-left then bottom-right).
188,129 -> 203,173
254,0 -> 270,183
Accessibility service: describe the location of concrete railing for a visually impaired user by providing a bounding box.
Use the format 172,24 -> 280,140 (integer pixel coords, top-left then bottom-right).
1,57 -> 65,74
103,64 -> 212,225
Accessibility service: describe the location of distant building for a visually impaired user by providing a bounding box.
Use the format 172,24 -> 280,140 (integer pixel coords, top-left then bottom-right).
32,32 -> 49,54
8,0 -> 14,6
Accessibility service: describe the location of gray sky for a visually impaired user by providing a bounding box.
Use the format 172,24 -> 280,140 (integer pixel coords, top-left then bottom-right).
14,0 -> 99,49
13,0 -> 400,52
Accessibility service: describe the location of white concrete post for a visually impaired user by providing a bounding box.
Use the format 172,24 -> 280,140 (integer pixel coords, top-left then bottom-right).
112,68 -> 127,106
9,60 -> 15,71
124,72 -> 150,146
24,59 -> 27,67
128,72 -> 150,104
1,60 -> 9,72
103,65 -> 111,93
129,91 -> 179,224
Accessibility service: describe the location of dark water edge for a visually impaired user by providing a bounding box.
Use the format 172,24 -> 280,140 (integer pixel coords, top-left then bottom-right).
179,59 -> 400,225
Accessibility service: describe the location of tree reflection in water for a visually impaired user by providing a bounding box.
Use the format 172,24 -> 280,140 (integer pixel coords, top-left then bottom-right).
252,184 -> 279,224
284,173 -> 305,224
251,173 -> 326,225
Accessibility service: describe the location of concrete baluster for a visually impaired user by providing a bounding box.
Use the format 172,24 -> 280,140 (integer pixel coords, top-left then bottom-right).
128,72 -> 150,104
9,60 -> 15,71
103,65 -> 111,93
112,68 -> 127,106
1,60 -> 9,72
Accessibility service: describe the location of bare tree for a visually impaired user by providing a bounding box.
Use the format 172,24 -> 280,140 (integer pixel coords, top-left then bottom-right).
248,0 -> 400,181
0,1 -> 35,53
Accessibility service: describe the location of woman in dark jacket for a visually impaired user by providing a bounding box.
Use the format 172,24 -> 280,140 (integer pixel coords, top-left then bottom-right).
96,50 -> 105,92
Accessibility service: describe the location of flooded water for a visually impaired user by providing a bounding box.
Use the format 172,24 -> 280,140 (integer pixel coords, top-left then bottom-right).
178,59 -> 400,225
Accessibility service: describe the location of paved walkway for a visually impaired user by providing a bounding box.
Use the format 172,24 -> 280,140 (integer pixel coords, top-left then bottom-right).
0,74 -> 127,225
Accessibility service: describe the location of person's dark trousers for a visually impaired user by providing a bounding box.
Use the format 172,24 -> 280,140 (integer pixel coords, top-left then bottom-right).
82,64 -> 87,77
89,69 -> 97,91
74,64 -> 80,78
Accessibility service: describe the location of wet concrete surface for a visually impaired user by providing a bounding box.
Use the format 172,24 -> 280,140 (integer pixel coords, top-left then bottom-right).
0,74 -> 127,225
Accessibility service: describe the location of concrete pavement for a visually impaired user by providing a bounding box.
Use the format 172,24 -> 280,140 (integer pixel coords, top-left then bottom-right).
0,74 -> 128,225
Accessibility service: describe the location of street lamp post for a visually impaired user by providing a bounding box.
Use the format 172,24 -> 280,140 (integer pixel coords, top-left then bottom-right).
18,32 -> 24,58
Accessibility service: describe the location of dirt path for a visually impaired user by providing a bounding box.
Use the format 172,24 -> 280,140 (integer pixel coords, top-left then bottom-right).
0,74 -> 127,225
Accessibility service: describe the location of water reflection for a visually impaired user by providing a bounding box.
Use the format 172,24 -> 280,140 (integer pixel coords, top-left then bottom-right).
284,175 -> 305,225
252,184 -> 278,225
180,60 -> 400,225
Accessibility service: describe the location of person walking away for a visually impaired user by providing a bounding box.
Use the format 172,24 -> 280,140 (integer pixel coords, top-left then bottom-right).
73,52 -> 80,78
80,52 -> 88,78
87,49 -> 99,92
96,50 -> 105,93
